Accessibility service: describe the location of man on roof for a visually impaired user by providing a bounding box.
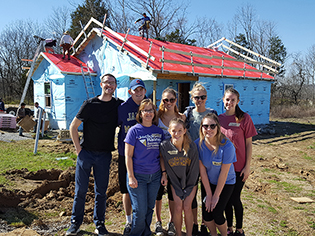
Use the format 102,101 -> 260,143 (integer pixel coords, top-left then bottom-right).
135,13 -> 151,40
60,31 -> 74,60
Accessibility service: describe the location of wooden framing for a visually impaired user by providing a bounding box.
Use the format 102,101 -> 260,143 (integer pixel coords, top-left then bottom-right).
157,73 -> 198,81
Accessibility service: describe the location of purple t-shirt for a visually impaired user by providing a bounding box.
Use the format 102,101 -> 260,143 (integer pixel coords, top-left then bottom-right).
124,123 -> 164,174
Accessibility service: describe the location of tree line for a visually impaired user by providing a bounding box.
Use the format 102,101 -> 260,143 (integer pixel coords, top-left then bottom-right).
0,0 -> 314,106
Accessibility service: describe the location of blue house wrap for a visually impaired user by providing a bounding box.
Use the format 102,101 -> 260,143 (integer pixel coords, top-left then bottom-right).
31,24 -> 276,129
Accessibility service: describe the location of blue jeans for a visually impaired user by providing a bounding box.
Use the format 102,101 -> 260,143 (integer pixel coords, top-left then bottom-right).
18,127 -> 24,135
70,149 -> 112,226
127,170 -> 161,236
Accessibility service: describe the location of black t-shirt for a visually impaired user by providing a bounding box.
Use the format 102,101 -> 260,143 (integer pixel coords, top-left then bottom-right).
76,96 -> 123,152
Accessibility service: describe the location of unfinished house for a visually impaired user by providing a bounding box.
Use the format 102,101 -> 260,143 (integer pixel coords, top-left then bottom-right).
29,18 -> 280,129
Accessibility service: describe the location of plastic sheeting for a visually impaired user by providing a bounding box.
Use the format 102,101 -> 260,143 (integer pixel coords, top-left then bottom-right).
78,36 -> 157,82
32,54 -> 92,130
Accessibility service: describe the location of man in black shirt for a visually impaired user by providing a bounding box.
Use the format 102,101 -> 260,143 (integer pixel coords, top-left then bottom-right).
66,74 -> 123,236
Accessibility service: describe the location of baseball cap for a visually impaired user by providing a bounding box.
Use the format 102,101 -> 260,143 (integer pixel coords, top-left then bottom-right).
129,79 -> 146,90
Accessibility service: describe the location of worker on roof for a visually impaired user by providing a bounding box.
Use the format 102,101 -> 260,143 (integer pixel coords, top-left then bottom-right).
44,38 -> 57,54
135,13 -> 151,40
60,31 -> 74,60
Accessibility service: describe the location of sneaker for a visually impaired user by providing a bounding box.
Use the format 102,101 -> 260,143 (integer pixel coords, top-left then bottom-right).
200,224 -> 209,236
155,221 -> 163,235
192,224 -> 199,236
95,224 -> 109,236
234,230 -> 245,236
65,224 -> 80,235
227,229 -> 234,236
167,222 -> 176,236
123,222 -> 132,236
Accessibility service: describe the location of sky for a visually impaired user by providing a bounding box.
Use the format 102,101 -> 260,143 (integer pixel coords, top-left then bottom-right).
0,0 -> 314,59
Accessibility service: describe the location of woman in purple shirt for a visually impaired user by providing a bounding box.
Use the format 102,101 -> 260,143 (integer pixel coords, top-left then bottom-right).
125,99 -> 167,236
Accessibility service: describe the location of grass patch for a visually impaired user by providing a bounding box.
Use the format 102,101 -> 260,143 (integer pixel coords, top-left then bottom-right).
293,206 -> 304,210
307,221 -> 315,229
307,143 -> 315,149
0,140 -> 75,174
280,220 -> 287,227
268,206 -> 277,214
0,208 -> 38,226
303,154 -> 312,160
268,180 -> 303,193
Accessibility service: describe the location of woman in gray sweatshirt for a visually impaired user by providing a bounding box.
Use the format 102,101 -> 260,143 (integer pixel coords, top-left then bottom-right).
160,118 -> 199,236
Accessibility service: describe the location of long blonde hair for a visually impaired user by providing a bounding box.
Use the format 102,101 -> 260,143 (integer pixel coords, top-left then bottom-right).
136,99 -> 158,126
199,113 -> 226,154
169,118 -> 191,155
157,88 -> 180,119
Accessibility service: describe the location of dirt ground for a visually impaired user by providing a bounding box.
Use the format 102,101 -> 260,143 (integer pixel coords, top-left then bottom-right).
0,118 -> 315,236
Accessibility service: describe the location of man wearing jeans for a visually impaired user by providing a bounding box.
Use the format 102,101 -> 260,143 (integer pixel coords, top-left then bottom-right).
66,74 -> 123,236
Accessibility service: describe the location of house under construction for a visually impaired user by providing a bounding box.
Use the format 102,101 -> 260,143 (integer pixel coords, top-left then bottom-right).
27,17 -> 280,130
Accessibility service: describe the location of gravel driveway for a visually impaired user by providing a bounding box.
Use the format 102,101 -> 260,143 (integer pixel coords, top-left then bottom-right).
0,130 -> 34,142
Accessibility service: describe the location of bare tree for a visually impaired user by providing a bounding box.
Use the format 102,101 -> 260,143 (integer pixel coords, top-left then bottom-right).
305,45 -> 315,102
0,20 -> 44,102
109,0 -> 188,39
275,54 -> 307,105
194,17 -> 223,47
45,6 -> 72,40
108,0 -> 133,34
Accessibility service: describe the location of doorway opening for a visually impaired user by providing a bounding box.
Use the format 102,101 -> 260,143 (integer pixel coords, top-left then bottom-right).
178,83 -> 190,113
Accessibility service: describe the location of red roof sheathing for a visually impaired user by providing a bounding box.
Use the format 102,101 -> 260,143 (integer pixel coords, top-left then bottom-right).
102,30 -> 274,80
42,53 -> 95,74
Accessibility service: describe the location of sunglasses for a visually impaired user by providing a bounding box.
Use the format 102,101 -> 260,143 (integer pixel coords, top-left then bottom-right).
202,124 -> 217,130
141,109 -> 154,113
193,95 -> 207,100
163,98 -> 176,103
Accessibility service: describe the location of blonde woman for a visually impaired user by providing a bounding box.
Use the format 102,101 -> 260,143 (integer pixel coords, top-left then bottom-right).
196,113 -> 236,236
155,88 -> 186,235
160,118 -> 199,236
184,82 -> 217,235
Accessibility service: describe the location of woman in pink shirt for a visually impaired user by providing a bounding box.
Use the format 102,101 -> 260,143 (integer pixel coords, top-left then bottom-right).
218,88 -> 257,236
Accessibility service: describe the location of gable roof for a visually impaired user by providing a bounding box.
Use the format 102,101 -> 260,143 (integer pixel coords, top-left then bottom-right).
32,52 -> 96,76
99,30 -> 274,80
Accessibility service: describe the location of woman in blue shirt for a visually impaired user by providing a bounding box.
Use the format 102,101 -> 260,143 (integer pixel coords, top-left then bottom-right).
196,113 -> 236,236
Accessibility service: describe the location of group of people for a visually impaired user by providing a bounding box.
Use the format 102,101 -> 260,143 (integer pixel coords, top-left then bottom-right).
65,74 -> 257,236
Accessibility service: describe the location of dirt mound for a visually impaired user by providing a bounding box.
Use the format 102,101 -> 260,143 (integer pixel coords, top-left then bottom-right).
0,155 -> 122,234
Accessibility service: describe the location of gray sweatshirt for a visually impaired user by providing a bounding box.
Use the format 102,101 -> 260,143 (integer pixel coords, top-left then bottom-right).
160,139 -> 199,200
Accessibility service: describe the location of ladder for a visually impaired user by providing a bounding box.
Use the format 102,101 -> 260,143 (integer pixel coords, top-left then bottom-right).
20,37 -> 45,105
80,64 -> 95,99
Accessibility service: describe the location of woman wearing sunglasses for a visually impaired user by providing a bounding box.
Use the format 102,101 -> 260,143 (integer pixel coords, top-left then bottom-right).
154,88 -> 186,235
184,82 -> 217,235
125,99 -> 167,236
219,88 -> 257,236
160,118 -> 199,236
196,113 -> 236,236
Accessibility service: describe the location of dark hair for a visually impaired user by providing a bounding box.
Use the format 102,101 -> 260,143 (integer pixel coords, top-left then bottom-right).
136,99 -> 158,125
199,113 -> 227,154
169,118 -> 191,155
157,88 -> 180,119
223,88 -> 245,122
21,103 -> 26,106
101,73 -> 117,84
